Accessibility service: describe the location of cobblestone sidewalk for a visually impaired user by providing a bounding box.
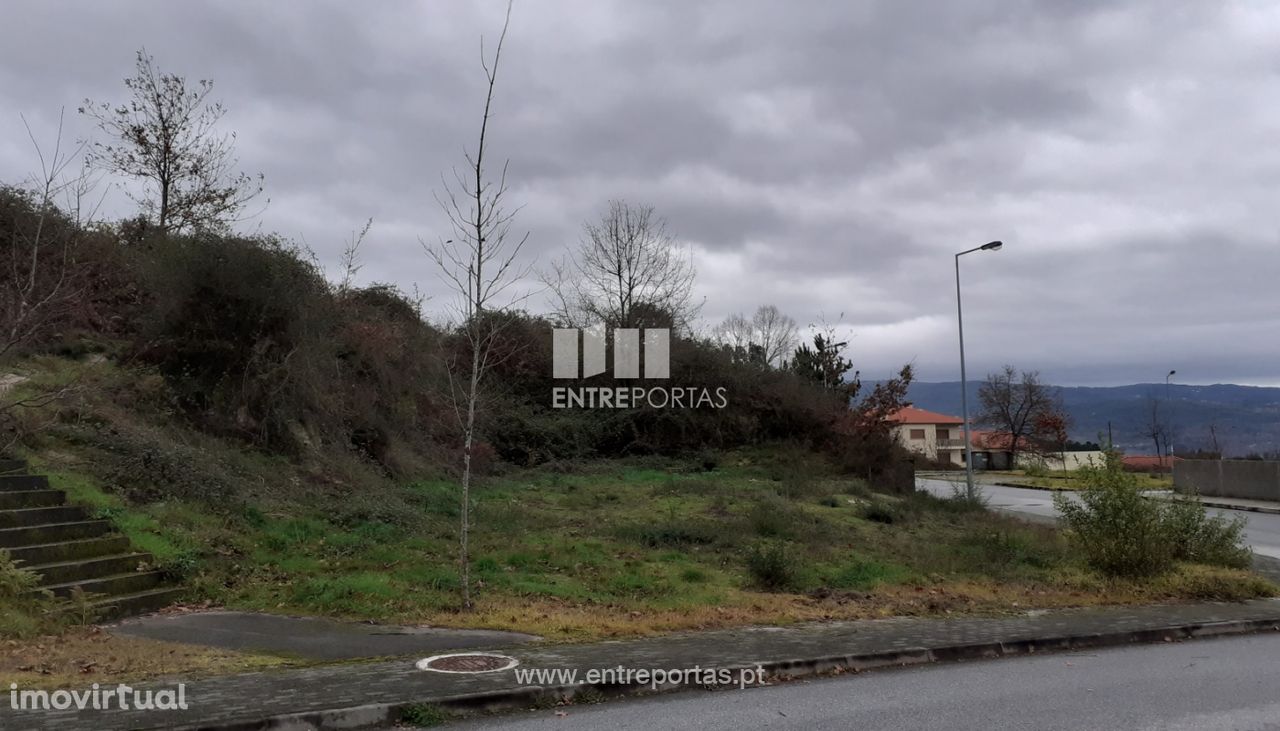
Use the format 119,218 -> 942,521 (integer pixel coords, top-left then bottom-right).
4,599 -> 1280,730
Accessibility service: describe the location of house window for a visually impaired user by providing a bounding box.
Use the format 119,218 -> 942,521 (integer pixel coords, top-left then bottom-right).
937,429 -> 950,440
909,429 -> 926,440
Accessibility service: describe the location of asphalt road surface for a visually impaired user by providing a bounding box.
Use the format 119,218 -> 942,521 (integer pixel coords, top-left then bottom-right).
440,633 -> 1280,730
917,477 -> 1280,560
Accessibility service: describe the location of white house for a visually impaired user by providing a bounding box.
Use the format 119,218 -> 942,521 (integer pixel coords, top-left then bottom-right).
887,405 -> 967,466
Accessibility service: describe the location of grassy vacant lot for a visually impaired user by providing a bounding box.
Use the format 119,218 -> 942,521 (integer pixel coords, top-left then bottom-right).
19,445 -> 1272,642
2,360 -> 1269,653
988,469 -> 1173,491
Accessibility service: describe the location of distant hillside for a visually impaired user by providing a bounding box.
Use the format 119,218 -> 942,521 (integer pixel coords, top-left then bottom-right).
903,382 -> 1280,457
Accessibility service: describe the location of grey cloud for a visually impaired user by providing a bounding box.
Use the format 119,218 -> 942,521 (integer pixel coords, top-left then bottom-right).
3,0 -> 1278,387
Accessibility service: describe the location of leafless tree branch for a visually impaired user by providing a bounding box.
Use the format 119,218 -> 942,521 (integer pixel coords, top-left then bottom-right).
541,199 -> 698,330
421,1 -> 528,610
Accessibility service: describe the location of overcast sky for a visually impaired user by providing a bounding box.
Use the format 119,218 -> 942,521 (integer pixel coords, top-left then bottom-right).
3,1 -> 1278,386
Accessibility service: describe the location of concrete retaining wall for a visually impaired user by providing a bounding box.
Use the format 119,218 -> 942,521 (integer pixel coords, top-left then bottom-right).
1174,459 -> 1280,500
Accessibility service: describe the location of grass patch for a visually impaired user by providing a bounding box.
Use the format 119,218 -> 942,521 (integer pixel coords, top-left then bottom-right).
821,558 -> 913,590
8,428 -> 1274,648
400,703 -> 451,727
989,469 -> 1173,491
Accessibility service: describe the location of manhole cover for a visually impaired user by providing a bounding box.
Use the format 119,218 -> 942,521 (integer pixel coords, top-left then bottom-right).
416,653 -> 519,673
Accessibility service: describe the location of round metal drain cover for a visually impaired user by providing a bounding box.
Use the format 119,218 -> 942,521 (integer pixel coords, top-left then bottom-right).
416,652 -> 519,674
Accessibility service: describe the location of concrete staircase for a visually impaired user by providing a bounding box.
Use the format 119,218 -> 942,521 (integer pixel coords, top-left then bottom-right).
0,458 -> 181,620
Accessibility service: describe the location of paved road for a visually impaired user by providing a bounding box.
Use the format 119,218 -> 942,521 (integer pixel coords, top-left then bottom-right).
918,477 -> 1280,560
440,633 -> 1280,730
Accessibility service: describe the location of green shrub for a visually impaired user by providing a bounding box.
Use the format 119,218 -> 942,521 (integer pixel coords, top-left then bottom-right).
840,477 -> 872,498
905,487 -> 987,516
1056,451 -> 1252,578
621,520 -> 721,548
0,554 -> 50,638
746,542 -> 801,591
749,495 -> 800,537
680,566 -> 710,583
860,499 -> 905,525
1161,496 -> 1251,568
698,450 -> 719,472
136,235 -> 335,446
0,553 -> 40,598
1054,451 -> 1171,577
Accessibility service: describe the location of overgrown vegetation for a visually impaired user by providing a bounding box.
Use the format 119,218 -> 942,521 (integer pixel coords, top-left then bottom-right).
7,425 -> 1269,642
1054,450 -> 1250,577
0,553 -> 47,638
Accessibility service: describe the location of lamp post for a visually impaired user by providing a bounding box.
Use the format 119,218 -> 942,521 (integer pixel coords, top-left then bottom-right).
956,240 -> 1003,500
1165,369 -> 1176,473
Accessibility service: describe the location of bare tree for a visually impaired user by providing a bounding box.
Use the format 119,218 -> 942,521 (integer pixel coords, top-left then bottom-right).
714,311 -> 753,354
544,200 -> 697,330
1,112 -> 101,449
752,305 -> 798,366
1208,422 -> 1225,459
976,365 -> 1062,466
80,49 -> 264,234
713,304 -> 798,367
3,113 -> 100,361
337,218 -> 373,294
1144,393 -> 1171,467
423,2 -> 528,610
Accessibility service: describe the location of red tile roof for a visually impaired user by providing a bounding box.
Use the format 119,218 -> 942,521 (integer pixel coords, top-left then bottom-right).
887,406 -> 965,425
1122,455 -> 1181,470
972,430 -> 1034,453
970,430 -> 1015,450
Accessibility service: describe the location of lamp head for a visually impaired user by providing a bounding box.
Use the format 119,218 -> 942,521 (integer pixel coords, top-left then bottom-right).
981,241 -> 1003,251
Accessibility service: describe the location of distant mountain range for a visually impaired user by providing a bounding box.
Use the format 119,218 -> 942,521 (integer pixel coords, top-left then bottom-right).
903,382 -> 1280,457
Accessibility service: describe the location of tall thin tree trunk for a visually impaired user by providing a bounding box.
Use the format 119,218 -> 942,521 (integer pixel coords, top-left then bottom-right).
459,347 -> 480,609
427,0 -> 524,612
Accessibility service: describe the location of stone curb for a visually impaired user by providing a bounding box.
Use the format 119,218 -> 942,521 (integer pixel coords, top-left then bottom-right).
168,616 -> 1280,731
991,481 -> 1074,493
1175,499 -> 1280,516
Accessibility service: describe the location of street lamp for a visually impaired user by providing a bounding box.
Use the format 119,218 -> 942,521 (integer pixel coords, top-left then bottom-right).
1165,370 -> 1176,472
956,240 -> 1003,500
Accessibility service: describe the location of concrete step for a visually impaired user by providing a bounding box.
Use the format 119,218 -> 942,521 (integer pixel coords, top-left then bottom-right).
0,458 -> 26,474
0,490 -> 65,510
86,586 -> 184,621
0,505 -> 88,529
0,520 -> 111,548
3,535 -> 132,565
41,569 -> 164,599
25,552 -> 152,586
0,475 -> 49,491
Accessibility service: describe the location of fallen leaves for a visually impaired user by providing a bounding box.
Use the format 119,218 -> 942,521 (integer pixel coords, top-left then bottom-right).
0,626 -> 292,689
